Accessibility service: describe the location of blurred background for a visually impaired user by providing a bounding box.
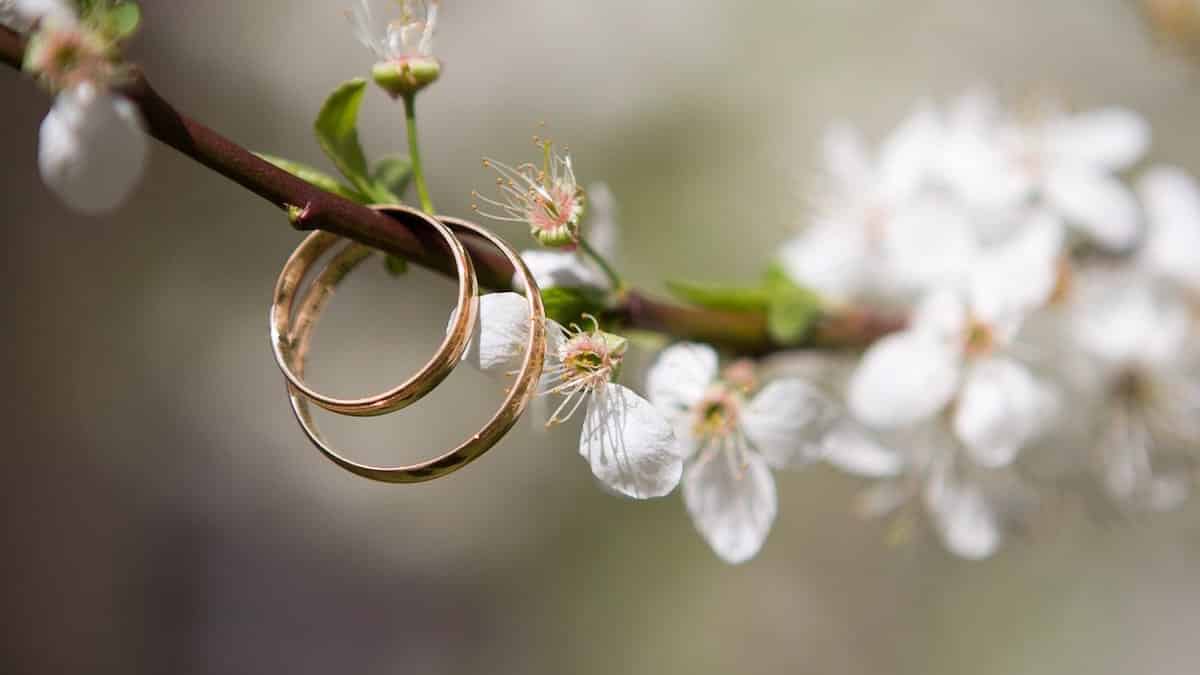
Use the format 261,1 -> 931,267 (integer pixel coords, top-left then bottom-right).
4,1 -> 1200,673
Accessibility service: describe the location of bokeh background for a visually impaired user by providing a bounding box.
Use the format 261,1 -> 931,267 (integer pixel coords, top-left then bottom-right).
4,1 -> 1200,673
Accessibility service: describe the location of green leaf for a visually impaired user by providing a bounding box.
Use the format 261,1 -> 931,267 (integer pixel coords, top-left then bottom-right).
383,255 -> 409,276
665,280 -> 771,312
104,3 -> 141,40
541,286 -> 608,327
766,282 -> 823,346
371,155 -> 413,203
315,79 -> 389,201
255,153 -> 368,202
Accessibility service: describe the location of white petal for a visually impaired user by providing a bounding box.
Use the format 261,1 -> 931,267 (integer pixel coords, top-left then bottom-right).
683,447 -> 777,564
953,357 -> 1047,468
1138,166 -> 1200,293
823,424 -> 904,478
39,86 -> 147,214
883,197 -> 979,295
579,384 -> 683,499
1071,280 -> 1189,369
646,342 -> 718,429
741,378 -> 837,469
585,182 -> 620,261
969,210 -> 1065,327
510,249 -> 607,292
1048,107 -> 1149,171
910,289 -> 969,341
877,102 -> 943,200
821,121 -> 872,187
10,0 -> 75,28
778,221 -> 871,300
453,292 -> 552,375
1045,164 -> 1140,249
927,479 -> 1001,560
848,331 -> 961,429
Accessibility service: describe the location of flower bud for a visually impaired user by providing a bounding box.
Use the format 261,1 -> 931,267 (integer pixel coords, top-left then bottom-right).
371,56 -> 441,98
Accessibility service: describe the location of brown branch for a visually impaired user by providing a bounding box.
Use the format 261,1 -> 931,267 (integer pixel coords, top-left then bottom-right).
0,24 -> 902,354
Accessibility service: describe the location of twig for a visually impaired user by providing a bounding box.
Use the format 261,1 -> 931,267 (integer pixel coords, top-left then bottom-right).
0,24 -> 902,354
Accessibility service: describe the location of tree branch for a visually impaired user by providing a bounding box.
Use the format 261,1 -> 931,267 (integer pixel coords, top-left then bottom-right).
0,24 -> 902,354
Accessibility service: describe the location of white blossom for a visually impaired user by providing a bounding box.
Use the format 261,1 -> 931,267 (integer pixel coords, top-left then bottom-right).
780,105 -> 980,302
512,182 -> 619,292
647,343 -> 835,564
346,0 -> 439,63
998,104 -> 1149,249
456,293 -> 683,499
38,82 -> 147,214
1069,274 -> 1200,510
476,141 -> 585,249
847,216 -> 1062,468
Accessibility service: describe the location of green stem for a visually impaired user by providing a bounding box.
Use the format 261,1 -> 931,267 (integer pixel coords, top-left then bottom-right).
402,93 -> 434,214
579,238 -> 625,292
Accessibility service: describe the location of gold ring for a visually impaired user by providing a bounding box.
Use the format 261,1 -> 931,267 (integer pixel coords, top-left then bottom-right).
283,209 -> 547,483
270,204 -> 478,417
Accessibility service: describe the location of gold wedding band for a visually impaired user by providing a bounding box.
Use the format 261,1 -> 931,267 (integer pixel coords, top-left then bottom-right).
270,205 -> 478,417
281,208 -> 547,483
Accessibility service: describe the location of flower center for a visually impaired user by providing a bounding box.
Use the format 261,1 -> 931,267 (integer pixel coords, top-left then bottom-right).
692,385 -> 742,441
540,322 -> 627,426
964,319 -> 995,357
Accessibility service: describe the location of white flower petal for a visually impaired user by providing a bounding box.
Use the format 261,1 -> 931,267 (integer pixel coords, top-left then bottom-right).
1045,164 -> 1140,249
579,384 -> 683,500
9,0 -> 75,28
910,289 -> 969,341
741,378 -> 837,469
1138,166 -> 1200,293
883,197 -> 979,295
646,342 -> 719,435
924,468 -> 1001,560
823,424 -> 904,478
510,249 -> 607,292
877,102 -> 943,200
1048,107 -> 1149,171
821,121 -> 872,187
1071,280 -> 1190,370
848,331 -> 961,429
953,357 -> 1047,468
585,181 -> 620,261
929,484 -> 1001,560
969,210 -> 1065,327
778,221 -> 871,300
452,292 -> 557,375
39,86 -> 147,214
683,448 -> 777,564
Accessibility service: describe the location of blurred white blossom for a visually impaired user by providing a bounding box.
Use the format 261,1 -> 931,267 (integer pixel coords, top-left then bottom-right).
647,344 -> 835,564
19,1 -> 148,213
346,0 -> 439,63
1069,274 -> 1200,510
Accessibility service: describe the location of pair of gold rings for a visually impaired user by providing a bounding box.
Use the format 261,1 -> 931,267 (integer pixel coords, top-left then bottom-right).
269,204 -> 546,483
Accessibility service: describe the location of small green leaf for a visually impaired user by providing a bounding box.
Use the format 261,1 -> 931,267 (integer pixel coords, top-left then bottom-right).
315,79 -> 389,201
766,283 -> 823,345
255,153 -> 368,202
541,286 -> 608,327
104,3 -> 141,40
383,255 -> 409,276
665,280 -> 771,312
371,155 -> 413,203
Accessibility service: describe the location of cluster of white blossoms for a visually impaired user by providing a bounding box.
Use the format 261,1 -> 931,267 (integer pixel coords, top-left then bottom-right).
469,89 -> 1199,564
5,0 -> 148,213
780,89 -> 1200,558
